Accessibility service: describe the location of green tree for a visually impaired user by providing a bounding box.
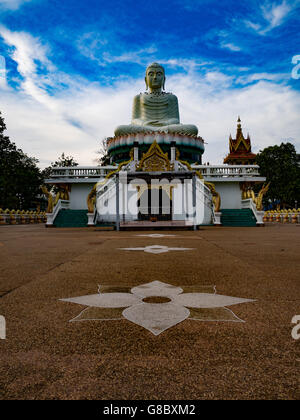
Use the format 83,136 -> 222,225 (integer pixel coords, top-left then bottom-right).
0,111 -> 43,209
51,152 -> 79,167
42,152 -> 79,179
256,142 -> 300,209
42,153 -> 79,200
95,138 -> 111,166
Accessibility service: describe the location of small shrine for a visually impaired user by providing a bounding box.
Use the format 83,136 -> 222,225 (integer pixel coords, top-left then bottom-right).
224,117 -> 257,165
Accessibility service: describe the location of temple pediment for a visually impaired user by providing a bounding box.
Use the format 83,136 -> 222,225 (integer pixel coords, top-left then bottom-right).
136,141 -> 173,172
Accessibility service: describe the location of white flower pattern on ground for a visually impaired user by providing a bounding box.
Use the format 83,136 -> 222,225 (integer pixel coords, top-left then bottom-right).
136,234 -> 176,238
60,281 -> 256,335
119,245 -> 194,254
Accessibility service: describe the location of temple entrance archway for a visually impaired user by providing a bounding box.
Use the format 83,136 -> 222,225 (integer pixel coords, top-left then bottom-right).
138,186 -> 172,221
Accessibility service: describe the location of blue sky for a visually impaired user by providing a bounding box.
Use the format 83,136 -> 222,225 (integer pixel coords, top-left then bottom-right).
0,0 -> 299,167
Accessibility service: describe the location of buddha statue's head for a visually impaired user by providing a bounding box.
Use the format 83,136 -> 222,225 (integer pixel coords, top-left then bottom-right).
145,62 -> 165,92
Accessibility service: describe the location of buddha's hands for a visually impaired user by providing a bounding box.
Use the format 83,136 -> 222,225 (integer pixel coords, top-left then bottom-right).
144,120 -> 163,127
132,118 -> 144,126
131,119 -> 163,127
143,119 -> 179,127
131,118 -> 180,128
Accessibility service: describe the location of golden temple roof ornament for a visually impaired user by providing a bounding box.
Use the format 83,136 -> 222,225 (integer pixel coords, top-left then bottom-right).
224,117 -> 257,165
136,140 -> 172,172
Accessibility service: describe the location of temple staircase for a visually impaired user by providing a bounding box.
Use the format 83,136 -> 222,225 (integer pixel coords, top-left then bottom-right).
53,209 -> 88,227
221,209 -> 257,227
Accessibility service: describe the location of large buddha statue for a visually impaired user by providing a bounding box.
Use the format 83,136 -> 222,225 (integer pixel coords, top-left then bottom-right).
114,62 -> 198,137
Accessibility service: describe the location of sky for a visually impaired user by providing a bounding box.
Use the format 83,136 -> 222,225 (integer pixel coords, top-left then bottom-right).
0,0 -> 299,168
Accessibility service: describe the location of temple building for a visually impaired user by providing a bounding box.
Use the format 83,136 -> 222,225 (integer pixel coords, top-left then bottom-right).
45,63 -> 267,229
224,117 -> 257,165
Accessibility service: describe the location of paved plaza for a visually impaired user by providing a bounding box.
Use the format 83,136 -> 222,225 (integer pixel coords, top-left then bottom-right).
0,224 -> 299,399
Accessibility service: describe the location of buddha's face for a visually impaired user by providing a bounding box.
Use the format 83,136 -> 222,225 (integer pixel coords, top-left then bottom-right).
145,67 -> 165,91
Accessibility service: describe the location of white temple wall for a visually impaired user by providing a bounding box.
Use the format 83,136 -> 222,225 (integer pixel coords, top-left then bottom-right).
69,183 -> 93,209
214,182 -> 242,209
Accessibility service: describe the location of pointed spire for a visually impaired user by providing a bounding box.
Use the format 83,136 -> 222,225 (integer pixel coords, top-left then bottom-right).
236,115 -> 242,137
224,116 -> 256,165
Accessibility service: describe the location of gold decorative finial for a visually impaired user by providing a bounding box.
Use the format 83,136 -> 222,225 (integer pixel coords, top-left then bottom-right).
237,116 -> 242,134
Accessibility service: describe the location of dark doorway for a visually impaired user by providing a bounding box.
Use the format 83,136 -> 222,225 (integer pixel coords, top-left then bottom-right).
138,186 -> 172,221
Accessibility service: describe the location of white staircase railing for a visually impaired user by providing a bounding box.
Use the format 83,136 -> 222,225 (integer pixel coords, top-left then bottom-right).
95,176 -> 117,223
46,199 -> 70,226
195,181 -> 214,224
241,198 -> 264,225
96,176 -> 116,199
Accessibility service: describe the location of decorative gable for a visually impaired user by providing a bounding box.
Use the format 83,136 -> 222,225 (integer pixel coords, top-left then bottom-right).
224,117 -> 256,165
136,140 -> 172,172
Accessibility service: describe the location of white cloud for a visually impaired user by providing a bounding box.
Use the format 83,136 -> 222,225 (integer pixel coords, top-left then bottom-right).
0,0 -> 32,10
166,73 -> 300,163
220,42 -> 241,52
0,27 -> 50,76
261,0 -> 293,29
244,21 -> 261,32
77,34 -> 158,67
0,27 -> 299,168
0,26 -> 58,109
235,72 -> 288,84
77,37 -> 210,73
160,58 -> 212,73
245,0 -> 297,35
0,54 -> 7,88
204,71 -> 234,88
102,47 -> 157,65
76,32 -> 108,64
216,30 -> 242,53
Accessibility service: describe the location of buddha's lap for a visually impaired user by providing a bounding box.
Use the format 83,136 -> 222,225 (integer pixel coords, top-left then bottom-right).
114,123 -> 198,136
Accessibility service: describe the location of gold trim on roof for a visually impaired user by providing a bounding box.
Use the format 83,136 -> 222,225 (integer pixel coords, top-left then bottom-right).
95,149 -> 134,189
136,141 -> 172,172
229,117 -> 251,153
